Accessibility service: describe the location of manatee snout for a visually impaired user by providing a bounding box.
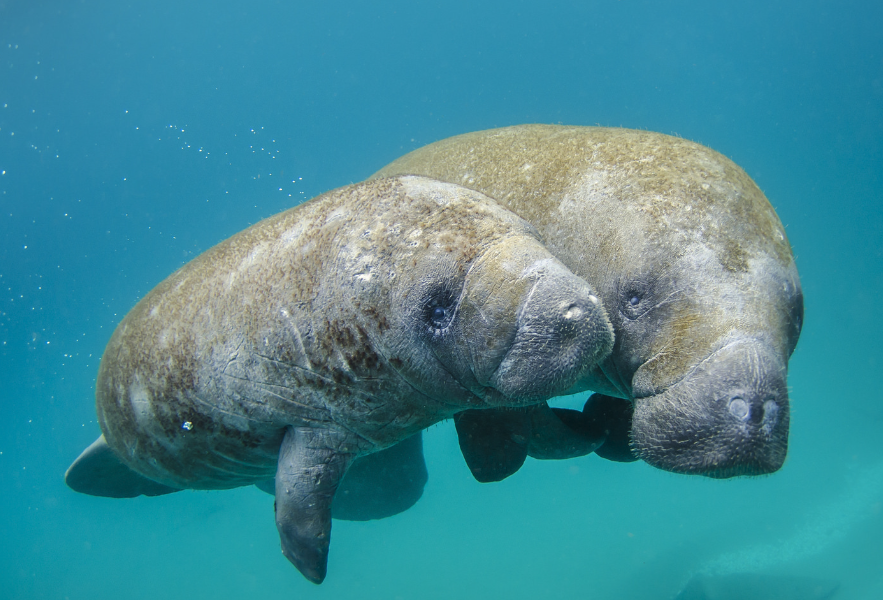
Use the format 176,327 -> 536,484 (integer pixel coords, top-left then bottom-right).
488,259 -> 614,402
631,339 -> 790,478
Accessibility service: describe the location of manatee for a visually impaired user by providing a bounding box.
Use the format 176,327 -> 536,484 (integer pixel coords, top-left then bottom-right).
64,175 -> 614,583
673,573 -> 839,600
374,125 -> 803,479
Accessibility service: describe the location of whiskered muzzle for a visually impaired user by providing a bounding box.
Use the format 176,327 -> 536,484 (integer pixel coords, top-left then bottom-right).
488,262 -> 614,403
631,339 -> 790,478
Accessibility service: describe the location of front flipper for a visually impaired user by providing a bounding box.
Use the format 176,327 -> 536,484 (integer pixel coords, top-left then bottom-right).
256,432 -> 428,521
275,426 -> 356,584
526,403 -> 605,460
65,435 -> 180,498
526,395 -> 637,462
454,408 -> 529,483
582,394 -> 637,462
332,431 -> 427,521
454,396 -> 637,484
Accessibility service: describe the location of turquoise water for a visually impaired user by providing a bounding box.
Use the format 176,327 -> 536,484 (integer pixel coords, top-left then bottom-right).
1,1 -> 881,598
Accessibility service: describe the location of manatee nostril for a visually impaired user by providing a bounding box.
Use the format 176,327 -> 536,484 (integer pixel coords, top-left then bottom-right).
761,399 -> 780,434
728,396 -> 749,421
727,393 -> 781,430
561,303 -> 584,321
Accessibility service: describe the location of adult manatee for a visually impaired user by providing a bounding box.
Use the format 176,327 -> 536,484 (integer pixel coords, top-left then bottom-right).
375,125 -> 803,479
64,175 -> 614,583
673,573 -> 839,600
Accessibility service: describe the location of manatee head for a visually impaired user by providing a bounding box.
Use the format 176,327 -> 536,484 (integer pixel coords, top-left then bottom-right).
608,233 -> 802,477
374,125 -> 803,477
356,176 -> 614,410
555,133 -> 803,477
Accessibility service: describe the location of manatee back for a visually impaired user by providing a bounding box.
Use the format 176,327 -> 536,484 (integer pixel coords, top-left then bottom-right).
94,189 -> 351,489
375,125 -> 796,275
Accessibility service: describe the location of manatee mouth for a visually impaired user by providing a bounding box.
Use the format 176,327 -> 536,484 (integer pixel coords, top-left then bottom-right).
630,339 -> 790,478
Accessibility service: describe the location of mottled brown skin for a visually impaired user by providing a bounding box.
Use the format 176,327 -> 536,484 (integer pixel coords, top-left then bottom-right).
86,174 -> 614,582
375,125 -> 803,478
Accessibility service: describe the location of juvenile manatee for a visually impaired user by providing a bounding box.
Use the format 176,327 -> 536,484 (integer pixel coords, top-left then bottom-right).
375,125 -> 804,479
65,175 -> 614,583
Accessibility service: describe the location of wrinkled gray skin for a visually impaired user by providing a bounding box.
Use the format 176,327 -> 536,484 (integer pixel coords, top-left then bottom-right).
375,125 -> 803,478
65,175 -> 614,583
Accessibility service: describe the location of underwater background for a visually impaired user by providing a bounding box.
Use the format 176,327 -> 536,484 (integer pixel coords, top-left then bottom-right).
1,1 -> 881,598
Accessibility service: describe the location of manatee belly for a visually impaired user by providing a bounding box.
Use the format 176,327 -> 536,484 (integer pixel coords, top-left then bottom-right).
93,313 -> 324,489
96,369 -> 287,489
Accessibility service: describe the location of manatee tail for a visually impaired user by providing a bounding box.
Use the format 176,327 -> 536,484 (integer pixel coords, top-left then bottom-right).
65,435 -> 180,498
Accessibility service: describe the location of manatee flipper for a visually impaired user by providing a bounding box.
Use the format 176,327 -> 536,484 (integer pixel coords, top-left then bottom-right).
526,403 -> 605,460
454,408 -> 529,483
582,394 -> 638,462
254,478 -> 275,495
274,426 -> 356,584
332,431 -> 427,520
65,435 -> 180,498
457,396 -> 637,481
256,432 -> 428,521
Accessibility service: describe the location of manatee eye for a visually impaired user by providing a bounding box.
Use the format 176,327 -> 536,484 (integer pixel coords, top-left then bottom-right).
620,279 -> 654,320
421,287 -> 457,334
622,290 -> 645,318
431,306 -> 447,323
